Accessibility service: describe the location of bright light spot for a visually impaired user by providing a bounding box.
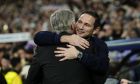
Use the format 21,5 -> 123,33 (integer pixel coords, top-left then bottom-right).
3,24 -> 8,31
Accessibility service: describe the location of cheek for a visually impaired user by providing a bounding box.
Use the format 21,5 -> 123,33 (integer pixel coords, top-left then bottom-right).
76,23 -> 82,28
75,25 -> 79,30
86,28 -> 93,34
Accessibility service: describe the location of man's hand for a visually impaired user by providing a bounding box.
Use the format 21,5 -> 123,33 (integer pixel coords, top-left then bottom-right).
54,45 -> 79,61
120,79 -> 132,84
60,34 -> 89,49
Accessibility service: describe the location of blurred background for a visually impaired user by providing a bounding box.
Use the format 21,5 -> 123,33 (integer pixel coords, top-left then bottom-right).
0,0 -> 140,84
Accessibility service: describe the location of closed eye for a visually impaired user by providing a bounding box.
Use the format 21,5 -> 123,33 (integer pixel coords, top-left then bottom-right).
85,23 -> 91,27
77,20 -> 82,23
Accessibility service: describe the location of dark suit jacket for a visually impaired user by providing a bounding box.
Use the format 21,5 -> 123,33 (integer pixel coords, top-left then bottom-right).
33,31 -> 110,84
26,44 -> 93,84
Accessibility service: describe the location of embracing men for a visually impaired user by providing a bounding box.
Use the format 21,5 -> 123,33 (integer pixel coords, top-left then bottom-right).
26,9 -> 109,84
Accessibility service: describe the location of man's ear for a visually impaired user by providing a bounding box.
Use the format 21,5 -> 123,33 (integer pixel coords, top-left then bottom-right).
93,27 -> 100,35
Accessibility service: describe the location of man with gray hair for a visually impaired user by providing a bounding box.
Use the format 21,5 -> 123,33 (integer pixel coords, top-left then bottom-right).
50,9 -> 75,33
26,10 -> 92,84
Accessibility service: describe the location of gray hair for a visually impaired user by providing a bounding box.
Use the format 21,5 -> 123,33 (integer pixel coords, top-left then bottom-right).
50,9 -> 75,33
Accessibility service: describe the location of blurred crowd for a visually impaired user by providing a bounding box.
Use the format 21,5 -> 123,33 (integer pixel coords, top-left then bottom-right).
0,0 -> 140,84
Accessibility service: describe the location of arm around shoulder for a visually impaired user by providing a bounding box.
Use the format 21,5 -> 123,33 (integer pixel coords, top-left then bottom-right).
33,31 -> 61,46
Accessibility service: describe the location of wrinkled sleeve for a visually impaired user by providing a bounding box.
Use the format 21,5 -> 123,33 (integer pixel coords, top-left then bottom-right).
34,31 -> 61,46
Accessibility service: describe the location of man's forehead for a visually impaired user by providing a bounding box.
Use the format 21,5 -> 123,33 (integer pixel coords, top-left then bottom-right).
80,13 -> 94,18
78,14 -> 95,23
79,14 -> 94,19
